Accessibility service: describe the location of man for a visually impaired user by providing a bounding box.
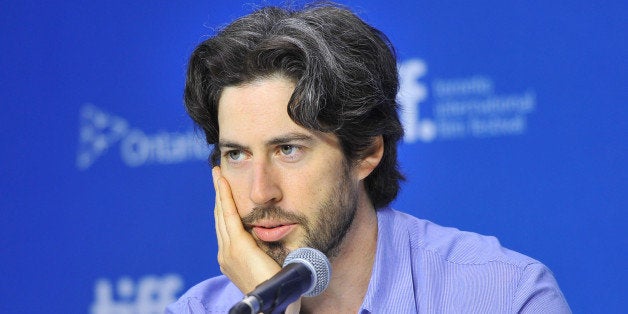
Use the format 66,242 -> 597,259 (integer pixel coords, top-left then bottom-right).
167,3 -> 570,313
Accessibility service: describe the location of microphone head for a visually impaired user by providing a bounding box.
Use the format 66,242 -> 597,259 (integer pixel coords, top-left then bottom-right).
283,247 -> 331,297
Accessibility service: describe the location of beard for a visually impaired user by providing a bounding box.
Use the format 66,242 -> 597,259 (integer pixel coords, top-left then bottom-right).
241,165 -> 359,265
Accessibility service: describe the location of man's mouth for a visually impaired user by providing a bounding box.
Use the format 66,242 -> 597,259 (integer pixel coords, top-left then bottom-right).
251,223 -> 297,242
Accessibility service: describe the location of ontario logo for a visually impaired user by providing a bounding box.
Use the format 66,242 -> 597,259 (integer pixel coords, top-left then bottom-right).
76,104 -> 208,170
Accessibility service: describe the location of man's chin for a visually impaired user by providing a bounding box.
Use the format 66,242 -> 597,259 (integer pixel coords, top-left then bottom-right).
257,240 -> 290,265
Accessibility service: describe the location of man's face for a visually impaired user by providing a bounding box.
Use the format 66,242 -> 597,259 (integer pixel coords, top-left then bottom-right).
217,75 -> 360,264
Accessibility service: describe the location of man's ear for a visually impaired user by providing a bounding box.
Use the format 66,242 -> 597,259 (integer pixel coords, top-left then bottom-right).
357,136 -> 384,181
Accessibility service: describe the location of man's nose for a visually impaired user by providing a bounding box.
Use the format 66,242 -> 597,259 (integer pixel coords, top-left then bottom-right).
249,159 -> 282,205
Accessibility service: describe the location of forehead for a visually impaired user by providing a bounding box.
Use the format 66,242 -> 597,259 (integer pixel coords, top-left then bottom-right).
219,76 -> 293,117
216,76 -> 342,150
217,76 -> 308,141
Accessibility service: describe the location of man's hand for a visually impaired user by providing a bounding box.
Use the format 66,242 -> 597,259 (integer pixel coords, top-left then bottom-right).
212,166 -> 282,294
212,167 -> 302,313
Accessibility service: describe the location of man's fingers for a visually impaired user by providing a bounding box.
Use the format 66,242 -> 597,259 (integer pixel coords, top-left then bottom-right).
211,166 -> 220,192
216,173 -> 248,237
212,167 -> 229,247
211,168 -> 284,294
213,166 -> 250,244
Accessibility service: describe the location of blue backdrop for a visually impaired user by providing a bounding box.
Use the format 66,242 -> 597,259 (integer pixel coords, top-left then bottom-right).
1,1 -> 626,313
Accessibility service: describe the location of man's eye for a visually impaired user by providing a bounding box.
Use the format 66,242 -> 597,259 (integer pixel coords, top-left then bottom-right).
226,150 -> 245,161
280,145 -> 297,155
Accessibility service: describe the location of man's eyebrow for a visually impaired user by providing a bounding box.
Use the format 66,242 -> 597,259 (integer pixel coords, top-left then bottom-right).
266,132 -> 314,146
218,132 -> 314,150
217,141 -> 247,151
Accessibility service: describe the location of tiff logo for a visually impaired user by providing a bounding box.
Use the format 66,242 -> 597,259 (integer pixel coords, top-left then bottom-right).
398,59 -> 436,142
90,274 -> 183,314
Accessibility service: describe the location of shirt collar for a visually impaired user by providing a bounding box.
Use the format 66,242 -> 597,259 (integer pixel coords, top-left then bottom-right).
359,207 -> 417,313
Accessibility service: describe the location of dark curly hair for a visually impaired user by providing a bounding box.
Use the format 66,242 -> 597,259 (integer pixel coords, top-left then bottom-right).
184,3 -> 404,209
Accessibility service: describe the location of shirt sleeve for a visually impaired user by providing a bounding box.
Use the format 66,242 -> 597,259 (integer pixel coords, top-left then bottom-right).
164,297 -> 208,314
513,262 -> 571,313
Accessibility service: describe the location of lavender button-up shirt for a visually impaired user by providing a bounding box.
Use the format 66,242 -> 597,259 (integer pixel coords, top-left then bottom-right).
166,207 -> 570,313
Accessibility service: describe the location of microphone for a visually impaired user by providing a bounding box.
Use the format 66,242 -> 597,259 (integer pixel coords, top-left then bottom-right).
229,247 -> 332,314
